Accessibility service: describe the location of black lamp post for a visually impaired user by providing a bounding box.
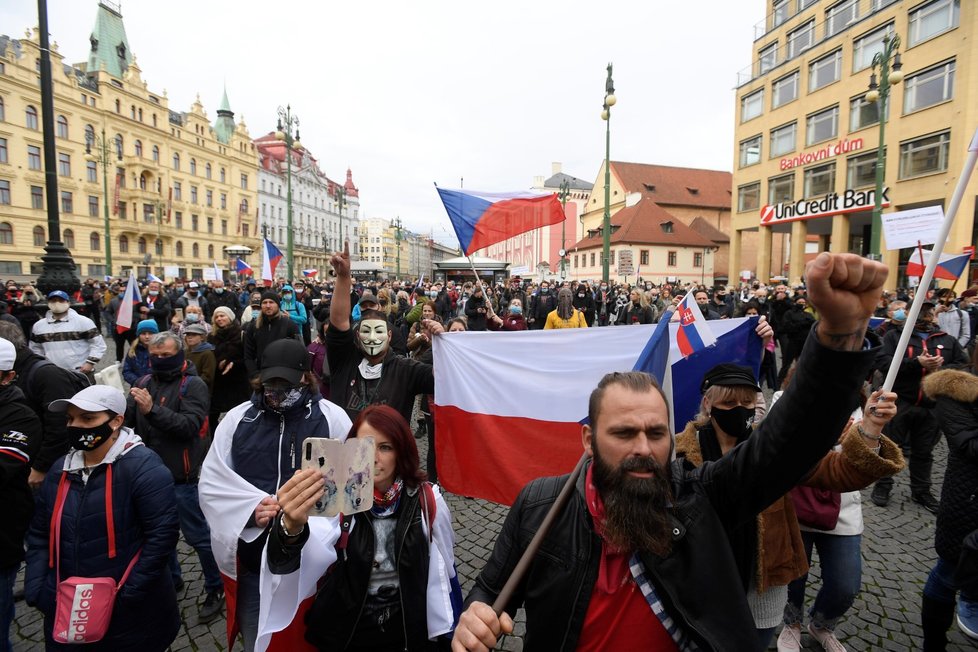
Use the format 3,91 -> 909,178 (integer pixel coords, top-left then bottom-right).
866,34 -> 903,257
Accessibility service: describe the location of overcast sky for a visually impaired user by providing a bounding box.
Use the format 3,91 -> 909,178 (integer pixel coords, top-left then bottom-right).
5,0 -> 759,247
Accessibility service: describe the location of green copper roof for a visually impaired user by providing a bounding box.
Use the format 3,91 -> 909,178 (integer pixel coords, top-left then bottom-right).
87,2 -> 132,79
213,86 -> 235,145
218,86 -> 232,112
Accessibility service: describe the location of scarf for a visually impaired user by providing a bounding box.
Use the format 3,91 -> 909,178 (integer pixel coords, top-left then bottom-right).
358,358 -> 383,380
584,465 -> 631,592
372,478 -> 403,518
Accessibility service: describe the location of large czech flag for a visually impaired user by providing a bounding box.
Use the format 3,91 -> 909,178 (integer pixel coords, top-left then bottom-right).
114,273 -> 142,334
262,238 -> 284,285
435,187 -> 566,255
906,248 -> 973,281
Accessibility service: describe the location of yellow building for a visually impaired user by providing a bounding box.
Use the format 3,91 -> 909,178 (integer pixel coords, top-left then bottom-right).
731,0 -> 975,287
0,2 -> 259,282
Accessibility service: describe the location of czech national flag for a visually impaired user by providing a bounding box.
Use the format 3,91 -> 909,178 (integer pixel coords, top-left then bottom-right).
675,290 -> 717,357
235,257 -> 253,275
906,248 -> 973,281
435,187 -> 566,255
262,238 -> 284,286
302,269 -> 318,278
115,274 -> 142,334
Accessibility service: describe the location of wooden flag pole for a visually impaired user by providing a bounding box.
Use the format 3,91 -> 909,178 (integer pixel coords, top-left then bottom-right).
882,128 -> 978,392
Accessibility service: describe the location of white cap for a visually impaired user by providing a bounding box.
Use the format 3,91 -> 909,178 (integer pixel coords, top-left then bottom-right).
50,385 -> 126,416
188,281 -> 199,288
0,338 -> 14,371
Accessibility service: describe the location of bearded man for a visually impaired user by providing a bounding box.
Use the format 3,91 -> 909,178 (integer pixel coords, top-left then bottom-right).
327,243 -> 439,423
452,252 -> 889,652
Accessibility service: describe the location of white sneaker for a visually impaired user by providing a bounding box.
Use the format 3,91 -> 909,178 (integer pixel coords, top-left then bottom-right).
808,623 -> 847,652
776,624 -> 802,652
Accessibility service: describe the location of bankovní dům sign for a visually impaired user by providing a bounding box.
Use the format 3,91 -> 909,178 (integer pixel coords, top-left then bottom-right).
760,187 -> 890,226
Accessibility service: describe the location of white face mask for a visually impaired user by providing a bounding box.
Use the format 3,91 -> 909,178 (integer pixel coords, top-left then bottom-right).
358,319 -> 390,357
49,300 -> 69,315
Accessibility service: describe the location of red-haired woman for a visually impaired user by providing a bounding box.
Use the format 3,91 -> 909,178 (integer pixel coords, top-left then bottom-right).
260,405 -> 461,651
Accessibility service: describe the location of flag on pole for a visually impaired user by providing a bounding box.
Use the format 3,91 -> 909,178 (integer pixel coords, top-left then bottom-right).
213,261 -> 223,282
675,290 -> 717,357
435,187 -> 566,255
262,238 -> 284,285
906,248 -> 972,280
635,263 -> 642,281
236,257 -> 253,276
147,272 -> 163,283
114,274 -> 142,334
301,269 -> 318,278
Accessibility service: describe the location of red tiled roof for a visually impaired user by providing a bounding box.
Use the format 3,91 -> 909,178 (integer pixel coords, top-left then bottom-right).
610,161 -> 732,210
572,198 -> 716,249
688,216 -> 730,244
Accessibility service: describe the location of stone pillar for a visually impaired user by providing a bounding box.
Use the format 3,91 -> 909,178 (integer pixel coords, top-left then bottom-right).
788,220 -> 808,285
830,214 -> 850,253
728,228 -> 742,285
758,225 -> 772,282
818,234 -> 830,252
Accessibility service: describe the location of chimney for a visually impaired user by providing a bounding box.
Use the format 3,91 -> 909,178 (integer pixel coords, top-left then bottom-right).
552,162 -> 562,175
533,175 -> 544,188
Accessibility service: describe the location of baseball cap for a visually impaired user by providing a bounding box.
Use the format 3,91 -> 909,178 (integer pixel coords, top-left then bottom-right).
0,338 -> 14,372
700,363 -> 761,393
47,290 -> 70,301
188,281 -> 199,288
50,385 -> 127,416
260,339 -> 310,384
358,291 -> 378,306
183,324 -> 207,336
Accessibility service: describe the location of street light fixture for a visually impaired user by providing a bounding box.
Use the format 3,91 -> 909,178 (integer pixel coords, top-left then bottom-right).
557,178 -> 570,279
601,63 -> 616,285
333,185 -> 346,252
85,128 -> 122,277
391,217 -> 403,279
865,34 -> 903,258
276,105 -> 302,283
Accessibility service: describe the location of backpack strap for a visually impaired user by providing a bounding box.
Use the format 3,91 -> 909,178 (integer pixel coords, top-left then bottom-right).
335,513 -> 354,560
48,471 -> 71,570
104,464 -> 116,559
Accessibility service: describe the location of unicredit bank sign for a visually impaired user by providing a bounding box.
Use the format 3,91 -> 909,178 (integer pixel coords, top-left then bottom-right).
760,187 -> 890,226
779,138 -> 864,171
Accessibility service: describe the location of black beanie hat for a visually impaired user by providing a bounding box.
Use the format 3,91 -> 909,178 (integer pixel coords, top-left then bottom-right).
260,291 -> 279,303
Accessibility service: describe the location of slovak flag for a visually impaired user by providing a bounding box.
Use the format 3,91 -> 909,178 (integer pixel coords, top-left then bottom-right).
115,273 -> 142,334
235,257 -> 253,276
906,248 -> 973,281
435,187 -> 566,255
301,269 -> 318,278
262,238 -> 284,286
675,290 -> 717,358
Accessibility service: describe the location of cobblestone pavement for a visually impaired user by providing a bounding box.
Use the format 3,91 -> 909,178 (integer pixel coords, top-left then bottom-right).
10,342 -> 978,650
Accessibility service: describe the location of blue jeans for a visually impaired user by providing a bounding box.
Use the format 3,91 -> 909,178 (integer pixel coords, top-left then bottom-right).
924,556 -> 978,604
237,566 -> 261,652
785,532 -> 862,631
0,565 -> 16,652
169,483 -> 224,594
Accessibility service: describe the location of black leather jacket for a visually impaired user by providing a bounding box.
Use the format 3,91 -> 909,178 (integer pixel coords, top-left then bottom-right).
466,328 -> 877,651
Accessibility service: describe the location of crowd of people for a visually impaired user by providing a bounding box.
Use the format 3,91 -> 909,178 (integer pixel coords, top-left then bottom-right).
1,250 -> 977,651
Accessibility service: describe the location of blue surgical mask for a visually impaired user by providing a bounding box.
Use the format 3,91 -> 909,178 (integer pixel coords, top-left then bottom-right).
185,314 -> 200,323
892,309 -> 906,322
510,305 -> 522,315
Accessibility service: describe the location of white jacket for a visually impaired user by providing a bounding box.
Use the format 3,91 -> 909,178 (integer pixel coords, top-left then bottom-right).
29,308 -> 106,371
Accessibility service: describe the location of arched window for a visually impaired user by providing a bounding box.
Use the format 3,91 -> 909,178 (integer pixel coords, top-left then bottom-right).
137,237 -> 147,254
119,235 -> 129,253
155,238 -> 163,255
63,229 -> 75,249
26,105 -> 38,129
152,113 -> 157,127
114,99 -> 120,114
134,140 -> 142,157
152,145 -> 159,162
205,163 -> 212,179
192,242 -> 199,257
0,97 -> 5,122
173,153 -> 180,171
241,198 -> 249,212
0,222 -> 12,245
138,108 -> 143,122
90,231 -> 100,250
33,226 -> 44,247
130,105 -> 136,120
189,158 -> 196,175
220,168 -> 226,183
56,115 -> 69,139
175,240 -> 183,257
114,134 -> 124,158
139,173 -> 147,190
84,124 -> 95,146
207,244 -> 214,259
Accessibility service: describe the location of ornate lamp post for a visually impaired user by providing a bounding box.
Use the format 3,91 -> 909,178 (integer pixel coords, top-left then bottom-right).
275,105 -> 302,282
391,217 -> 403,279
600,63 -> 616,285
333,185 -> 346,251
85,128 -> 121,278
865,34 -> 903,258
557,178 -> 570,279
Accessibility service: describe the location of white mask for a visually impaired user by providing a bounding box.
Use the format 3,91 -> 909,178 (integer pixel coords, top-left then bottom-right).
49,300 -> 69,315
358,319 -> 390,357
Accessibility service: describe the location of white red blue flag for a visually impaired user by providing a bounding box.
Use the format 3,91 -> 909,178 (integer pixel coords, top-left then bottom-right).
906,248 -> 972,281
115,273 -> 141,334
147,272 -> 163,283
262,238 -> 284,286
301,269 -> 318,278
235,257 -> 253,275
675,290 -> 717,357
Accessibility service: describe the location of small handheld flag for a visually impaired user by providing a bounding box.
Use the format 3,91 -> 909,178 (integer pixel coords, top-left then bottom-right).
906,248 -> 972,281
675,291 -> 717,358
302,269 -> 318,278
115,274 -> 142,334
236,257 -> 253,275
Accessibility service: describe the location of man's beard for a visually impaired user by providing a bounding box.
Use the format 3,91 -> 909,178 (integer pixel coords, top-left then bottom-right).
592,440 -> 674,557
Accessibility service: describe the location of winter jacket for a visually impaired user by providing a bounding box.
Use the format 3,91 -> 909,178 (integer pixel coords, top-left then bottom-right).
24,431 -> 180,650
937,307 -> 971,348
280,297 -> 308,327
125,361 -> 210,484
875,326 -> 970,406
0,384 -> 42,569
466,329 -> 878,651
617,303 -> 655,325
209,323 -> 250,413
545,309 -> 588,329
923,369 -> 978,563
464,295 -> 489,331
206,289 -> 241,318
487,312 -> 528,331
572,291 -> 597,327
122,343 -> 152,385
187,341 -> 217,391
528,291 -> 556,327
174,293 -> 210,320
141,293 -> 172,332
29,308 -> 106,371
781,306 -> 817,350
242,313 -> 301,379
13,349 -> 77,473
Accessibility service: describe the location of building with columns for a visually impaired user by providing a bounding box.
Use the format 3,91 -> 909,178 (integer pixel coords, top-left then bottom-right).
730,0 -> 976,287
0,2 -> 261,282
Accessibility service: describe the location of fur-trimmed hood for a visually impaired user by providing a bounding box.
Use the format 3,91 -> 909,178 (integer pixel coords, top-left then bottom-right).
922,369 -> 978,403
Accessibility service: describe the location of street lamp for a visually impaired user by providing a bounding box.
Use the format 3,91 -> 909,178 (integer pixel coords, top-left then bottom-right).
600,63 -> 616,284
391,217 -> 403,279
333,185 -> 346,251
276,105 -> 302,282
865,34 -> 903,258
557,178 -> 570,280
85,128 -> 122,278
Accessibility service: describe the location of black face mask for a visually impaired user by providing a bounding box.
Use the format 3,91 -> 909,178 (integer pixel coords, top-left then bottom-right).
68,419 -> 115,451
150,350 -> 185,376
711,405 -> 755,440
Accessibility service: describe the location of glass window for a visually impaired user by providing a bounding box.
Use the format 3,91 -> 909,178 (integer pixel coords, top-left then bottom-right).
190,186 -> 198,204
155,239 -> 163,255
86,160 -> 97,182
799,0 -> 818,9
84,124 -> 94,145
738,182 -> 761,212
241,173 -> 248,190
27,145 -> 41,170
33,226 -> 44,246
172,153 -> 180,170
772,71 -> 799,108
899,131 -> 950,179
30,186 -> 43,209
903,60 -> 955,114
207,244 -> 214,259
0,138 -> 6,164
207,217 -> 214,233
58,152 -> 70,176
804,163 -> 836,197
850,94 -> 886,131
739,135 -> 762,167
0,97 -> 4,121
174,212 -> 183,229
220,168 -> 226,183
190,158 -> 197,175
138,237 -> 147,254
205,163 -> 212,179
206,190 -> 213,207
173,181 -> 182,200
773,0 -> 790,27
825,0 -> 858,37
220,193 -> 227,209
640,250 -> 650,265
63,229 -> 74,248
741,89 -> 763,122
25,105 -> 38,129
119,235 -> 129,253
88,195 -> 98,216
192,243 -> 199,257
909,0 -> 960,46
191,214 -> 199,231
759,43 -> 779,75
787,21 -> 814,59
90,231 -> 100,250
61,191 -> 73,214
809,50 -> 842,91
771,122 -> 797,157
56,115 -> 69,139
694,253 -> 703,267
853,24 -> 893,72
152,145 -> 159,162
176,241 -> 183,257
806,106 -> 839,146
134,140 -> 142,157
768,173 -> 795,204
0,180 -> 9,205
847,151 -> 879,188
0,223 -> 11,245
